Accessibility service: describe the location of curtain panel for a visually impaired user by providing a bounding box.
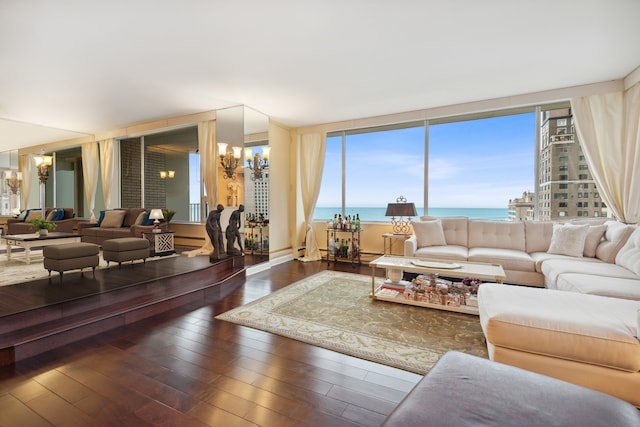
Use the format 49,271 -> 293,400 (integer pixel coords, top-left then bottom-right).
81,142 -> 100,222
297,132 -> 326,261
184,120 -> 217,257
571,83 -> 640,224
98,138 -> 115,209
18,154 -> 31,212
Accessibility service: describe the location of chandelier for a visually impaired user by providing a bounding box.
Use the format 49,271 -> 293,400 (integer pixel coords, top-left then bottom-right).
5,171 -> 22,194
218,143 -> 242,180
244,146 -> 270,181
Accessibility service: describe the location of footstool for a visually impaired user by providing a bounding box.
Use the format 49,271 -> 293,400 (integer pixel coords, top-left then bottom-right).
478,283 -> 640,407
102,237 -> 150,267
43,242 -> 100,282
382,351 -> 640,427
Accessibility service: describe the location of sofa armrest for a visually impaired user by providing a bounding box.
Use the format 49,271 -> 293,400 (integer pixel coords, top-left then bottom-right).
404,235 -> 417,257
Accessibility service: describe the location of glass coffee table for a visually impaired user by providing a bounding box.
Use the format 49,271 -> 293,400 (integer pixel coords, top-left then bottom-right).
369,255 -> 506,315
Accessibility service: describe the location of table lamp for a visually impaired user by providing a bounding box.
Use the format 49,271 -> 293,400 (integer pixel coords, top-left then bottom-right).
149,209 -> 164,233
385,195 -> 418,235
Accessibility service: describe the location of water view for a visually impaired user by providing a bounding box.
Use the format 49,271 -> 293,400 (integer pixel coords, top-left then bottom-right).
314,207 -> 509,222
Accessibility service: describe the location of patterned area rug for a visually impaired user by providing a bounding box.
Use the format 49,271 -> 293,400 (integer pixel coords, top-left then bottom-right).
216,270 -> 488,374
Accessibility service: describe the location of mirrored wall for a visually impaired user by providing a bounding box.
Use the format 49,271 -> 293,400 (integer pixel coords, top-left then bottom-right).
0,149 -> 20,215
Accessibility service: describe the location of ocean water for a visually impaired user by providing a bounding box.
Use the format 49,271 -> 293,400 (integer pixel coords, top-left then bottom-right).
314,207 -> 509,222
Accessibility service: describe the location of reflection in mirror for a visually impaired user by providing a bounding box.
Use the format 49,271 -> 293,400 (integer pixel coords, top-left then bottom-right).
0,150 -> 20,215
243,107 -> 269,265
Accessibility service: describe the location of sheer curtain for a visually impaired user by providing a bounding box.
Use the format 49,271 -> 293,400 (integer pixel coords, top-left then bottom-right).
571,82 -> 640,224
297,132 -> 326,261
18,154 -> 31,211
81,142 -> 100,222
98,138 -> 116,209
184,120 -> 217,257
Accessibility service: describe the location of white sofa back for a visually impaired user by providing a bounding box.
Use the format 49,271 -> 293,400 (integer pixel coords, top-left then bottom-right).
616,227 -> 640,276
468,220 -> 525,251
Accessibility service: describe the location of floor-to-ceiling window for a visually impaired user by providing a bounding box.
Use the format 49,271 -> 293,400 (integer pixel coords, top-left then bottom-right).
314,108 -> 539,221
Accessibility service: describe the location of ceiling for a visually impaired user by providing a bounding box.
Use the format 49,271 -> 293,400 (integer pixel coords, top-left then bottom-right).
1,0 -> 639,152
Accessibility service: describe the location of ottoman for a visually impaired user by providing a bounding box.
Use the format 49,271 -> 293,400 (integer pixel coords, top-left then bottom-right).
102,237 -> 150,267
382,351 -> 640,426
478,283 -> 640,407
43,242 -> 100,282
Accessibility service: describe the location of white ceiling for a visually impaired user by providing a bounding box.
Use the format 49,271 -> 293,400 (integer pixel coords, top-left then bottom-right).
1,0 -> 639,152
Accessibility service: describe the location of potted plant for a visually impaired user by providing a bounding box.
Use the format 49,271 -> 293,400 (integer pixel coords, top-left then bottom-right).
162,209 -> 175,229
30,217 -> 56,236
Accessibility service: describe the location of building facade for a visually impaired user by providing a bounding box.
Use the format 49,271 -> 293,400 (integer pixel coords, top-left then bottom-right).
508,191 -> 535,221
537,108 -> 607,221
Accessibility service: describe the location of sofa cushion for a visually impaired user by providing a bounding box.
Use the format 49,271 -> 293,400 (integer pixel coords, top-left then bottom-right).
584,224 -> 606,258
596,221 -> 636,263
530,251 -> 601,273
469,220 -> 525,251
478,283 -> 640,373
542,258 -> 638,285
555,273 -> 640,300
547,223 -> 589,257
123,208 -> 146,227
100,210 -> 126,228
414,245 -> 468,262
524,221 -> 554,253
413,219 -> 446,248
468,248 -> 535,272
616,228 -> 640,276
45,208 -> 58,221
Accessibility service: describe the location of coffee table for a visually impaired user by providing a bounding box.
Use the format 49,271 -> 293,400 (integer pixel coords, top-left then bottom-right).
369,255 -> 506,315
3,232 -> 81,264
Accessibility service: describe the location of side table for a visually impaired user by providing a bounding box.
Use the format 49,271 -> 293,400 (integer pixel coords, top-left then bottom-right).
143,231 -> 175,256
382,233 -> 411,255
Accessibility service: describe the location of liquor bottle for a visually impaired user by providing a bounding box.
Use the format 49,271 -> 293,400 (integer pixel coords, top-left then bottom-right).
355,214 -> 360,231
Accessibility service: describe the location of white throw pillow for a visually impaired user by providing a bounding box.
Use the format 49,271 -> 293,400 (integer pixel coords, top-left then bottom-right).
583,224 -> 606,258
413,219 -> 447,248
99,210 -> 126,228
547,223 -> 590,257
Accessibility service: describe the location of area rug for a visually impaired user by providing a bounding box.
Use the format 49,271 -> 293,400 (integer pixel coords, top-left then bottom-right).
0,249 -> 179,287
216,270 -> 488,374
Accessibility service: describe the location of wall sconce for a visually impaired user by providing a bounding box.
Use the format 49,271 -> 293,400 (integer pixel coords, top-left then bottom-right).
149,208 -> 164,232
160,170 -> 175,179
5,171 -> 22,195
218,142 -> 242,180
34,154 -> 53,219
34,155 -> 53,184
245,146 -> 270,181
385,195 -> 418,235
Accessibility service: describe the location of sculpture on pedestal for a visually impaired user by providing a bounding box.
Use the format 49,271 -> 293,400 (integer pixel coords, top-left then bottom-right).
226,204 -> 244,256
206,204 -> 226,261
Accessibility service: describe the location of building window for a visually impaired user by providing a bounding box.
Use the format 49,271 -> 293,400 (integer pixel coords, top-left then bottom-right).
559,175 -> 568,180
559,184 -> 568,189
559,202 -> 567,207
559,165 -> 568,171
579,165 -> 588,170
559,156 -> 568,162
579,174 -> 588,180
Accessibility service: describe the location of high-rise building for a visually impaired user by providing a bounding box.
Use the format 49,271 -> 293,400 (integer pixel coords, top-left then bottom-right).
537,108 -> 607,220
508,191 -> 534,221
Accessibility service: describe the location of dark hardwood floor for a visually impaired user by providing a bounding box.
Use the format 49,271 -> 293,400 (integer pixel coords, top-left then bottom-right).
0,259 -> 423,427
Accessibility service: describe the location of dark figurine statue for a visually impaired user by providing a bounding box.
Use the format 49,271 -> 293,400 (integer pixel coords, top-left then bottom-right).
226,204 -> 245,256
206,204 -> 226,260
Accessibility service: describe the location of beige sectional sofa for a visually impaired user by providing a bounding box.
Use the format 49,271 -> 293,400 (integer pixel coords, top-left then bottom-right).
404,217 -> 639,296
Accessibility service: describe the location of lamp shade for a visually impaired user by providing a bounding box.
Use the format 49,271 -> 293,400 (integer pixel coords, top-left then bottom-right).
385,202 -> 418,217
149,209 -> 164,220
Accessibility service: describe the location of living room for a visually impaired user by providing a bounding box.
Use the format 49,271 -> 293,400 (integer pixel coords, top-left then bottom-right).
1,1 -> 640,425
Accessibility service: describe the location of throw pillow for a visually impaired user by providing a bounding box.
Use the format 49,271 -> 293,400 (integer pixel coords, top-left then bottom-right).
547,223 -> 590,257
583,224 -> 606,258
413,219 -> 447,248
99,210 -> 126,228
134,211 -> 146,225
52,209 -> 66,221
24,209 -> 42,222
45,209 -> 58,221
96,210 -> 107,226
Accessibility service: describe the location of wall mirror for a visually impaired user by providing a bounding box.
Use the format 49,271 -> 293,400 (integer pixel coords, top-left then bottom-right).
0,149 -> 20,215
243,107 -> 269,265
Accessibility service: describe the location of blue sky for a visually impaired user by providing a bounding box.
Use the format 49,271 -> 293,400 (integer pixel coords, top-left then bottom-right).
317,112 -> 536,209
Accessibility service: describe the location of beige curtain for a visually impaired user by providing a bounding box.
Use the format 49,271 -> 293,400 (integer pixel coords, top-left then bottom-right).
184,120 -> 217,257
98,138 -> 116,209
81,142 -> 100,222
571,82 -> 640,224
18,154 -> 31,211
297,132 -> 326,261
